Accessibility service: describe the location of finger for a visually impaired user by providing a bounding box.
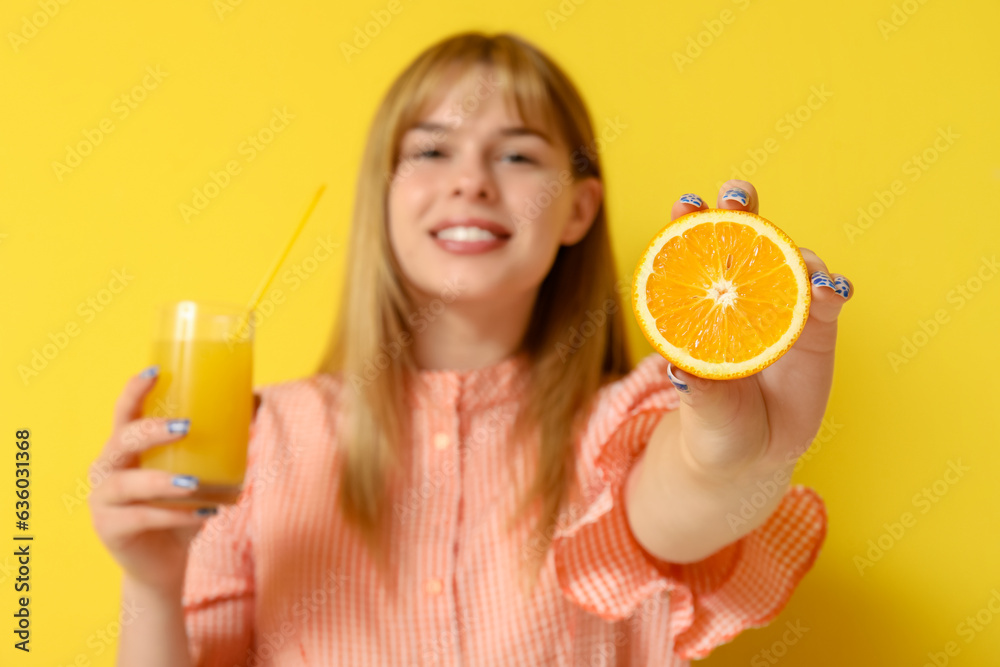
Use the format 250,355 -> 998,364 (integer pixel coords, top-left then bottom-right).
716,179 -> 759,214
800,247 -> 853,323
112,366 -> 163,431
670,193 -> 708,221
97,504 -> 215,539
89,468 -> 200,508
666,363 -> 769,471
94,417 -> 190,473
666,363 -> 744,420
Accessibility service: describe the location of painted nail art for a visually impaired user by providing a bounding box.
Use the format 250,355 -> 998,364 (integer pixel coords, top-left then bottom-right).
166,419 -> 190,434
195,507 -> 218,517
811,271 -> 835,290
722,188 -> 750,206
679,193 -> 704,207
667,364 -> 690,394
172,475 -> 199,489
833,276 -> 851,299
139,365 -> 159,378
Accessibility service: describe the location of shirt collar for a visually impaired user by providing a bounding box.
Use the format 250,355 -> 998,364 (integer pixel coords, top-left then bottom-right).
408,350 -> 531,411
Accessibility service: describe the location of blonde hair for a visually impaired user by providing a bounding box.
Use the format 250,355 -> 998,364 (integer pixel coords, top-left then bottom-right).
317,30 -> 633,596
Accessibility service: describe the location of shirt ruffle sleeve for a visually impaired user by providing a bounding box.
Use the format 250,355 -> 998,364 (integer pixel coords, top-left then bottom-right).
551,353 -> 827,660
181,389 -> 268,666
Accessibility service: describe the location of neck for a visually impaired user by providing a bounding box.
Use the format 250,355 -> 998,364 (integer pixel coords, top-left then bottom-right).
406,286 -> 537,371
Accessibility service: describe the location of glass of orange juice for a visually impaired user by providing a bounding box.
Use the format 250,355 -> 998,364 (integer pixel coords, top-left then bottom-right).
139,300 -> 254,508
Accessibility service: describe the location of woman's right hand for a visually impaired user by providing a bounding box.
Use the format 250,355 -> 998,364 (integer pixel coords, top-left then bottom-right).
87,367 -> 215,596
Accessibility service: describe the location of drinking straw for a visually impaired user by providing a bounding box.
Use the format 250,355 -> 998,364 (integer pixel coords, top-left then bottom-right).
232,184 -> 327,338
249,184 -> 327,310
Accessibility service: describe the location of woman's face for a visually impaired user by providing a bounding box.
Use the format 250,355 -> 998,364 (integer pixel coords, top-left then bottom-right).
387,66 -> 602,307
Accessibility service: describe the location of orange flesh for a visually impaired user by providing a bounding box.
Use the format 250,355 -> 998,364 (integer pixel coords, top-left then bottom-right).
646,222 -> 798,363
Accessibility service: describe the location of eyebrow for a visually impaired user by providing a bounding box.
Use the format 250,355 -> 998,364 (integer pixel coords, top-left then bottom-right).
408,122 -> 553,145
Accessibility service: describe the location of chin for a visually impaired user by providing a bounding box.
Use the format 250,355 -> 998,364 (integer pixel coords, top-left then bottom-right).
417,273 -> 506,304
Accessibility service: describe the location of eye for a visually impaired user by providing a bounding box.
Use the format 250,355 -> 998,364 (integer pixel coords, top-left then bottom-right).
413,149 -> 444,159
405,148 -> 535,163
501,153 -> 534,164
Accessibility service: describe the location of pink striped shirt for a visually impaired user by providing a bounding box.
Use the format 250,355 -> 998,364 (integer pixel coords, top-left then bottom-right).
182,351 -> 826,666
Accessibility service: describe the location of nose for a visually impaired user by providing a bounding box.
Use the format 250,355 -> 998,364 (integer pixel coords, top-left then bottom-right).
449,152 -> 496,202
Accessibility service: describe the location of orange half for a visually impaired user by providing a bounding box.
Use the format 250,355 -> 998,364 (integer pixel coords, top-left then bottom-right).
632,208 -> 810,380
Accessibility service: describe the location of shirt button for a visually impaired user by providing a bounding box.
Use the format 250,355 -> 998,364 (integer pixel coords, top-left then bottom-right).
425,578 -> 443,594
433,432 -> 450,450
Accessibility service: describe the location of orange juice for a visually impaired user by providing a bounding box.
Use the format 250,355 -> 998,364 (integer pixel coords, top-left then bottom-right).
138,301 -> 254,507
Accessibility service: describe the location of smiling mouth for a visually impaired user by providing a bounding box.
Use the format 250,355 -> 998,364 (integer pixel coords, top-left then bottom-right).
431,226 -> 510,242
430,228 -> 511,255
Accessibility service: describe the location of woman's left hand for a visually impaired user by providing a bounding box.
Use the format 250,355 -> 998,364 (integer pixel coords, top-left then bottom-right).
666,179 -> 854,477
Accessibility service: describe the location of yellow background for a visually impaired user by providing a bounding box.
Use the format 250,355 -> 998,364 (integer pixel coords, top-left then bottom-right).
2,0 -> 998,664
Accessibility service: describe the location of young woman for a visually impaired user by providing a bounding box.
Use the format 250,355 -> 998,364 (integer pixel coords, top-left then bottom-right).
90,31 -> 851,666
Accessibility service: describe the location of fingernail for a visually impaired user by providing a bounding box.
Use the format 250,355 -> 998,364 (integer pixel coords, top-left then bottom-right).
139,365 -> 159,378
166,419 -> 190,434
810,271 -> 835,290
833,276 -> 851,299
679,193 -> 704,207
722,188 -> 750,207
194,507 -> 218,517
172,475 -> 199,489
667,364 -> 691,394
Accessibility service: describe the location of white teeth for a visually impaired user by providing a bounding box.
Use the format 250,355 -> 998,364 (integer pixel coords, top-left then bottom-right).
435,226 -> 502,242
